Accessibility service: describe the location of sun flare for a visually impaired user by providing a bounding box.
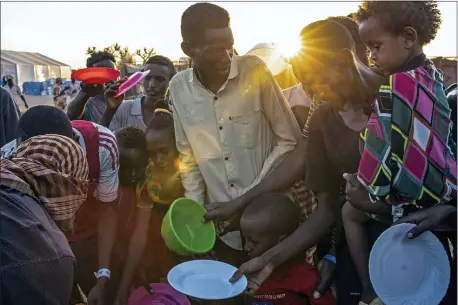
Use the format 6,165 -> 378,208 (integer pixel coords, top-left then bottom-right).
278,36 -> 303,59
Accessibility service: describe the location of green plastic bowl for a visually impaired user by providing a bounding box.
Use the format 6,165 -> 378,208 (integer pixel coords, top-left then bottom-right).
161,198 -> 216,256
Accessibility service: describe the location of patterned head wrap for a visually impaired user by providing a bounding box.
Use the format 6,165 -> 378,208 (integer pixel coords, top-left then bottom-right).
0,135 -> 89,227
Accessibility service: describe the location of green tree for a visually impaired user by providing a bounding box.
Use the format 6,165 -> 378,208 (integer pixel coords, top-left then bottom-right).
85,44 -> 142,67
135,47 -> 157,66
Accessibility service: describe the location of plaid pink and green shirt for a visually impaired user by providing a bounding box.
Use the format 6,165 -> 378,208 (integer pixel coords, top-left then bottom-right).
358,55 -> 457,220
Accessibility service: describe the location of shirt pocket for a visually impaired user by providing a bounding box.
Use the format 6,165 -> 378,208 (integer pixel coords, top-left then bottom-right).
230,109 -> 262,150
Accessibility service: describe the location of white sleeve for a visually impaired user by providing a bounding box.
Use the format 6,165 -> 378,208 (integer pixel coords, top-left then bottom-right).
94,139 -> 119,203
1,140 -> 18,158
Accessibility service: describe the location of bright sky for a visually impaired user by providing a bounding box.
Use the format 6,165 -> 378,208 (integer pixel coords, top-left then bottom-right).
1,1 -> 456,69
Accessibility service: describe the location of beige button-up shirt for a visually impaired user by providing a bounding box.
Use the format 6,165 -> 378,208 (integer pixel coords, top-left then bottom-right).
169,55 -> 301,249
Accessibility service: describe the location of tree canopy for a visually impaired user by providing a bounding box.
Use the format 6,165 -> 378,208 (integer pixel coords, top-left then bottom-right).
85,44 -> 156,67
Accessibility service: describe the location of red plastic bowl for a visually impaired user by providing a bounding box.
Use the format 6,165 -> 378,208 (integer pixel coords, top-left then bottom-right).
71,67 -> 120,85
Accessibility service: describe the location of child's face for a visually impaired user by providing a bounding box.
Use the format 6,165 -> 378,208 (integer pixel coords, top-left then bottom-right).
359,16 -> 413,75
241,218 -> 280,258
119,147 -> 149,186
146,129 -> 178,170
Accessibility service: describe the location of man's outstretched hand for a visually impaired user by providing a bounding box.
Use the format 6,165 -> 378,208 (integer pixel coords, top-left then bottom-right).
203,198 -> 243,223
104,77 -> 128,109
393,204 -> 456,239
229,256 -> 274,296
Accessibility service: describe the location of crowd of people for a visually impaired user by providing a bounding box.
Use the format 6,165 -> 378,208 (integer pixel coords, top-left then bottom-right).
0,1 -> 457,305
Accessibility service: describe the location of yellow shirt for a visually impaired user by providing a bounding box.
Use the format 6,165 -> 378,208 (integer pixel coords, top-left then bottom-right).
169,55 -> 301,249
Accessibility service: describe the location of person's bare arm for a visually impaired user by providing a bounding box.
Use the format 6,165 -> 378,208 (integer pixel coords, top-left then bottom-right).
87,142 -> 120,305
97,204 -> 118,270
99,78 -> 127,128
16,86 -> 28,108
265,191 -> 338,267
230,189 -> 340,292
66,90 -> 90,120
67,83 -> 107,120
114,208 -> 152,305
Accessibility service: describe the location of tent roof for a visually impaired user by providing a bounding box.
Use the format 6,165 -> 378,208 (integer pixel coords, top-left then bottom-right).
0,50 -> 70,67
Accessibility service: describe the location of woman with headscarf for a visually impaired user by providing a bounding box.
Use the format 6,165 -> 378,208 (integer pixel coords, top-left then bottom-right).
0,134 -> 89,305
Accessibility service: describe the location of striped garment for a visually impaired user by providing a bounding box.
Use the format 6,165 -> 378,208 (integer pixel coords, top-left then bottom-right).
290,100 -> 320,265
0,122 -> 119,203
71,121 -> 119,203
358,59 -> 457,220
0,135 -> 89,222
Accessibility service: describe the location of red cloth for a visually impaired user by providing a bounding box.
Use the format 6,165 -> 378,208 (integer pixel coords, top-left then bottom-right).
67,120 -> 103,242
254,260 -> 335,305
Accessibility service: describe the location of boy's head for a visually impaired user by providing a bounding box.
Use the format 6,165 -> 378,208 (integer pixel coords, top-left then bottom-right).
16,105 -> 74,145
86,51 -> 116,69
356,1 -> 441,74
145,101 -> 177,170
180,3 -> 234,82
143,55 -> 176,103
85,51 -> 117,96
115,127 -> 148,186
241,193 -> 300,258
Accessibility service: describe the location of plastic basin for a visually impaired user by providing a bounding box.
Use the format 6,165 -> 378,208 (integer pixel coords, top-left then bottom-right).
127,283 -> 190,305
161,198 -> 216,256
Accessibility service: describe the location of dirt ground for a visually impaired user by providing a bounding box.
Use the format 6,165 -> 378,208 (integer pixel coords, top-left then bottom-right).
19,95 -> 55,112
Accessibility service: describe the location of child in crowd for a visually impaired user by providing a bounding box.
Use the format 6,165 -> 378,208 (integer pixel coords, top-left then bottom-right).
342,2 -> 457,305
240,193 -> 335,305
109,102 -> 184,305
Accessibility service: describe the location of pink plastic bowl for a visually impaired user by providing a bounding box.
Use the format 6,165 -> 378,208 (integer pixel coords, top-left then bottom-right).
128,283 -> 191,305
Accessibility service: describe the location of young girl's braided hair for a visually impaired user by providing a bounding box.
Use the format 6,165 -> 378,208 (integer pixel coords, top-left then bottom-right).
146,99 -> 174,137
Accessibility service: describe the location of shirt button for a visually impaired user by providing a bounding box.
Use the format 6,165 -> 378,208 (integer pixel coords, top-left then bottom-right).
230,184 -> 234,187
224,157 -> 229,161
229,116 -> 232,120
214,96 -> 218,101
219,126 -> 223,130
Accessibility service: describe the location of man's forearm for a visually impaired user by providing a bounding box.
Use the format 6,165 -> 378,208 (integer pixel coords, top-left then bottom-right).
20,95 -> 27,105
97,205 -> 118,272
118,234 -> 148,293
67,91 -> 89,120
237,138 -> 307,207
263,197 -> 336,268
99,107 -> 118,128
117,209 -> 151,294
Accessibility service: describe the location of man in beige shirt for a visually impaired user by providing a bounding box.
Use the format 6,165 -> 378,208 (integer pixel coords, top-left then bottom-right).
170,3 -> 301,264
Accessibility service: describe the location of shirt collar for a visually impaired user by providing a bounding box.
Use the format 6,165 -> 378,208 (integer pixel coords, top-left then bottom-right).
397,53 -> 427,73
